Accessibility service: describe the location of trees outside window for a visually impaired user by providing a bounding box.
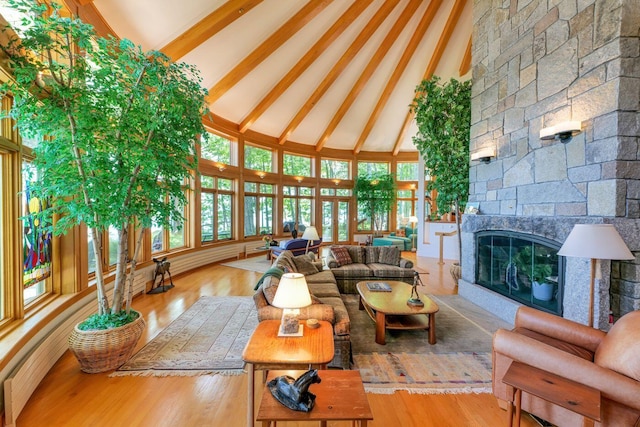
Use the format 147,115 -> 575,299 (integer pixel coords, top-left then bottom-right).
283,153 -> 311,177
357,161 -> 389,176
244,182 -> 274,237
201,176 -> 234,242
283,186 -> 313,234
244,144 -> 273,172
397,162 -> 418,181
354,173 -> 396,235
396,189 -> 417,228
201,132 -> 233,166
320,159 -> 349,179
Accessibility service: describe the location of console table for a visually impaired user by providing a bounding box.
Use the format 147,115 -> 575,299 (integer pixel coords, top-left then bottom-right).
502,361 -> 601,427
242,320 -> 334,427
257,370 -> 373,427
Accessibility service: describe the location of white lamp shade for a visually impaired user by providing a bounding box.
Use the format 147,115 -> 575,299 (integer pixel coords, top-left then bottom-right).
558,224 -> 634,260
301,225 -> 319,241
409,216 -> 419,224
271,273 -> 312,309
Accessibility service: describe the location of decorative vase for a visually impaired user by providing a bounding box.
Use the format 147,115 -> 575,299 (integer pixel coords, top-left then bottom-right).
532,281 -> 554,301
450,262 -> 461,285
68,314 -> 145,373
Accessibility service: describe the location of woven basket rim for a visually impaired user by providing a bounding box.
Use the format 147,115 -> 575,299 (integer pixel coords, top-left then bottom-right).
73,312 -> 144,336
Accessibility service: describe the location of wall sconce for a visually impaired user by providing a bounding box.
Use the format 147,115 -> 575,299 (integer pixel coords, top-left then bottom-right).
257,171 -> 266,179
295,176 -> 303,183
332,179 -> 340,186
470,147 -> 496,164
214,163 -> 226,172
540,120 -> 582,143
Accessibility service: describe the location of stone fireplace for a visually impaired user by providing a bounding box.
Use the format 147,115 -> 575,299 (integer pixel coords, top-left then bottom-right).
457,1 -> 640,329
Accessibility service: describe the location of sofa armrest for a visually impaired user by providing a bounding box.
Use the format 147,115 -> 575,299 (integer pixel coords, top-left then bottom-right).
256,303 -> 336,324
399,258 -> 414,268
326,253 -> 338,268
515,306 -> 605,352
494,329 -> 640,411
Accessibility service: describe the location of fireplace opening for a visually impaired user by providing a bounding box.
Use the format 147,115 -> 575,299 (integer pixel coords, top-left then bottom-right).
476,231 -> 564,316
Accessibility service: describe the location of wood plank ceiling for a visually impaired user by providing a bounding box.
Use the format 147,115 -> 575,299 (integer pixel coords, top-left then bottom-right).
67,0 -> 472,155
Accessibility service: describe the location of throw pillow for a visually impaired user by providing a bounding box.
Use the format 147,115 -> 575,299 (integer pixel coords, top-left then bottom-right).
378,246 -> 401,266
363,246 -> 380,264
347,246 -> 364,264
262,275 -> 280,305
293,255 -> 320,275
330,246 -> 353,267
396,229 -> 406,237
594,310 -> 640,381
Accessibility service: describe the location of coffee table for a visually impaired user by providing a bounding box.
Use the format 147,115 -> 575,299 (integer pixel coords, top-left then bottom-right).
242,320 -> 334,427
257,370 -> 373,427
356,280 -> 439,345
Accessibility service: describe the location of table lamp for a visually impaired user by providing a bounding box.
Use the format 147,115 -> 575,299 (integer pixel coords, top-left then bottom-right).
409,216 -> 419,252
301,225 -> 320,254
558,224 -> 633,327
271,273 -> 312,336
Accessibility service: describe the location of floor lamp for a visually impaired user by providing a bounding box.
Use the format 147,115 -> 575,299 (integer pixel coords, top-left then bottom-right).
301,225 -> 319,254
409,216 -> 419,252
557,224 -> 633,327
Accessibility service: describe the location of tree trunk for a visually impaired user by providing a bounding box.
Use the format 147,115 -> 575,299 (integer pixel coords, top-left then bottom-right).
111,225 -> 129,314
89,226 -> 109,315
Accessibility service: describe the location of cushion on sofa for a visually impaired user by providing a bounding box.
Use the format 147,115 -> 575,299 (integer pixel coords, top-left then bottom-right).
262,273 -> 322,305
274,250 -> 298,273
378,246 -> 401,265
347,246 -> 364,264
363,246 -> 380,264
331,246 -> 353,266
304,270 -> 337,285
329,263 -> 373,279
293,254 -> 320,275
395,228 -> 406,237
318,296 -> 350,336
594,310 -> 640,381
368,263 -> 415,280
308,282 -> 341,298
512,327 -> 594,361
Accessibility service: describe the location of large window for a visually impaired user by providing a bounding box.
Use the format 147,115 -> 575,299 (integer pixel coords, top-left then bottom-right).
200,132 -> 234,166
283,153 -> 311,177
152,192 -> 189,253
244,144 -> 273,172
397,162 -> 418,181
282,186 -> 313,234
244,182 -> 274,237
396,189 -> 417,228
320,158 -> 349,180
201,176 -> 234,242
357,161 -> 388,176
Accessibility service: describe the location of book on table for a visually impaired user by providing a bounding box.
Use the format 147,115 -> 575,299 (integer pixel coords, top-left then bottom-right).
367,282 -> 392,292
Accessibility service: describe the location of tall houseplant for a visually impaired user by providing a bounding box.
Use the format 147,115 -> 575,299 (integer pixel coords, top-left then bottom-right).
412,76 -> 471,263
354,173 -> 396,236
1,0 -> 208,369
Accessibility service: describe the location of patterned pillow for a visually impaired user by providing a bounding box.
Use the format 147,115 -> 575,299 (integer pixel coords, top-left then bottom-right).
293,255 -> 320,275
347,246 -> 364,264
378,246 -> 401,266
330,246 -> 353,267
362,246 -> 380,264
396,229 -> 406,237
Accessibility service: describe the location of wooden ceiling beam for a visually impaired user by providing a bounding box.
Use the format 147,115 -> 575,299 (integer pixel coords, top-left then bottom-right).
160,0 -> 263,62
238,0 -> 373,134
459,34 -> 472,76
314,0 -> 421,152
391,0 -> 467,156
353,0 -> 443,155
277,0 -> 401,145
207,0 -> 332,105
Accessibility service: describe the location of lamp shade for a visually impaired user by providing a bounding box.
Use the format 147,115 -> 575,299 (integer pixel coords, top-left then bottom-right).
271,273 -> 312,309
301,225 -> 319,241
409,216 -> 419,224
558,224 -> 634,260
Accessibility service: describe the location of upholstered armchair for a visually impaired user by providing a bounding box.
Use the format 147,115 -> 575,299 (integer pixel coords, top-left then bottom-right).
493,306 -> 640,426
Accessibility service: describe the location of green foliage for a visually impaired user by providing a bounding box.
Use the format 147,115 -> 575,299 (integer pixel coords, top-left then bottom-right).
354,173 -> 396,233
78,310 -> 140,331
412,76 -> 471,215
1,0 -> 208,318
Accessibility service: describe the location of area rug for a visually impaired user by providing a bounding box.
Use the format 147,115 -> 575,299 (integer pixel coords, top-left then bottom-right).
221,257 -> 272,273
111,296 -> 258,377
344,293 -> 511,394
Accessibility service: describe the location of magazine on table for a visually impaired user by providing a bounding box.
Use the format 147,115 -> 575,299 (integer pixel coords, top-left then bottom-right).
367,282 -> 392,292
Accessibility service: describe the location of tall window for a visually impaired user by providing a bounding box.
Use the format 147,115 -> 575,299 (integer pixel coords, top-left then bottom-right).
396,189 -> 417,228
22,161 -> 51,304
200,132 -> 234,166
244,182 -> 274,237
201,176 -> 234,242
283,153 -> 311,177
282,186 -> 313,234
244,144 -> 273,172
357,161 -> 388,176
152,192 -> 189,253
320,158 -> 349,179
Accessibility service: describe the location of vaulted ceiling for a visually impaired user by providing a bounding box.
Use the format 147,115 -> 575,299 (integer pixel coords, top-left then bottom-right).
69,0 -> 472,155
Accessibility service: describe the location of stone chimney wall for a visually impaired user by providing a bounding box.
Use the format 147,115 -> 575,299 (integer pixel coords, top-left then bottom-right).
462,0 -> 640,325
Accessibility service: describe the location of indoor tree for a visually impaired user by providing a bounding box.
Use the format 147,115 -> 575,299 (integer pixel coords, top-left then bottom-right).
1,0 -> 208,328
412,76 -> 471,262
354,172 -> 396,236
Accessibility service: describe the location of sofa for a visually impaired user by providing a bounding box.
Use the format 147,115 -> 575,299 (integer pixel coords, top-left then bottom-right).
493,306 -> 640,426
252,250 -> 351,369
270,238 -> 322,258
326,245 -> 415,294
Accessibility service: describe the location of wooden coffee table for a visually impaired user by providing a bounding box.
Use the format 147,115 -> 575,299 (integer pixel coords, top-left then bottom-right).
242,320 -> 334,427
356,280 -> 439,345
257,370 -> 373,427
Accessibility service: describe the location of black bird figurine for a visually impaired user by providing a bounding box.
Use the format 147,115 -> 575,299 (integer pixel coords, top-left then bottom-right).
267,369 -> 321,412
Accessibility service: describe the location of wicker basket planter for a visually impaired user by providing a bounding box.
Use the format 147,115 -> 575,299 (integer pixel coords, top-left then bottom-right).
68,314 -> 146,373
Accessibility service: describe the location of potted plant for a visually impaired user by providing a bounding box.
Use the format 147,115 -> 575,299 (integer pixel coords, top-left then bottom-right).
412,76 -> 471,282
354,172 -> 396,237
1,0 -> 208,372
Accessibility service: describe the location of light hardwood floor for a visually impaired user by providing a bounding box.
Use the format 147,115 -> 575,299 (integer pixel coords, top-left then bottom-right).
17,253 -> 536,427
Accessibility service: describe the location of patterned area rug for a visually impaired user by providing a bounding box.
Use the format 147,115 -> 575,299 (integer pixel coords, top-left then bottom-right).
344,293 -> 511,394
112,296 -> 258,377
221,257 -> 272,273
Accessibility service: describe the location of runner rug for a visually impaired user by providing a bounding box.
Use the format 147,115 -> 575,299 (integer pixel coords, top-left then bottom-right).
111,296 -> 258,377
344,293 -> 511,395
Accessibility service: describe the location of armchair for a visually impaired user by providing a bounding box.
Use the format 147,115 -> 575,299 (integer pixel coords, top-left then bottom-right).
493,306 -> 640,426
270,238 -> 322,258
